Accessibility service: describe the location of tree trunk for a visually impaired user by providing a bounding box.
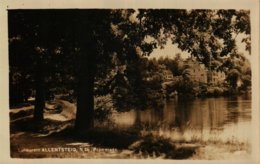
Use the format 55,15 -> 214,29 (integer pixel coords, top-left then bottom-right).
75,45 -> 96,135
34,58 -> 45,122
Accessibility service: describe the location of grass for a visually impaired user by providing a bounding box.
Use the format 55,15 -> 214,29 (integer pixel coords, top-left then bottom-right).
10,118 -> 199,159
10,124 -> 250,159
129,135 -> 196,159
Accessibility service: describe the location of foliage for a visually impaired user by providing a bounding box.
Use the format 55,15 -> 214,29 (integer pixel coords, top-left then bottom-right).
225,57 -> 251,91
138,10 -> 250,68
226,69 -> 241,89
112,57 -> 165,111
94,95 -> 114,122
176,78 -> 196,96
129,135 -> 197,159
130,136 -> 176,157
206,86 -> 226,97
9,67 -> 33,105
9,9 -> 251,129
157,54 -> 184,76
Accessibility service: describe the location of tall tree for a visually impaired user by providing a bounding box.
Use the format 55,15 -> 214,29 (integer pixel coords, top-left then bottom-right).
9,9 -> 251,133
9,11 -> 50,122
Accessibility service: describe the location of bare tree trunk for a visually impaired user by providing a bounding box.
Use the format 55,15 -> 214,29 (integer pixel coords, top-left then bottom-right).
75,45 -> 96,136
34,58 -> 45,122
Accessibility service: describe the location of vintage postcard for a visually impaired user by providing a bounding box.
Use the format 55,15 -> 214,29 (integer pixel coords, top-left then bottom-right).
0,0 -> 259,164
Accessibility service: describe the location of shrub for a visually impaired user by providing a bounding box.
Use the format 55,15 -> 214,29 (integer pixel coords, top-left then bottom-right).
129,136 -> 176,157
94,95 -> 114,122
206,86 -> 225,97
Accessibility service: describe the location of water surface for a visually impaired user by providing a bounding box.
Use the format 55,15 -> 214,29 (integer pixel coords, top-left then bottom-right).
112,94 -> 251,143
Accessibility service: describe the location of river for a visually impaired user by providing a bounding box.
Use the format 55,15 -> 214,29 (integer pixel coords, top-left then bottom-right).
112,94 -> 251,143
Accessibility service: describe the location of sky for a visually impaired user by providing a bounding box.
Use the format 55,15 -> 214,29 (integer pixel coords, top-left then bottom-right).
147,39 -> 190,60
147,33 -> 251,61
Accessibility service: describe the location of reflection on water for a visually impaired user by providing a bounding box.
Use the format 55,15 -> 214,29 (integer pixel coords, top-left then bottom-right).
112,94 -> 251,143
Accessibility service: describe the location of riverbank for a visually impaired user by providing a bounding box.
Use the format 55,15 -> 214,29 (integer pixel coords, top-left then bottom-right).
10,126 -> 250,159
10,116 -> 197,159
10,99 -> 251,159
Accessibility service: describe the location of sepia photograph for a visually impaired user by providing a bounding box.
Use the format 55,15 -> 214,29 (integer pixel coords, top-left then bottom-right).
0,0 -> 259,163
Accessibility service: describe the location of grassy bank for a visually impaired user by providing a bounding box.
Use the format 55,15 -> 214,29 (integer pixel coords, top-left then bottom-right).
10,117 -> 250,159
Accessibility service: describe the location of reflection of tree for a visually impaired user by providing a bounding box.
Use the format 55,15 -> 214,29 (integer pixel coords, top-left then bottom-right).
152,108 -> 165,127
132,96 -> 249,140
241,93 -> 251,100
162,100 -> 177,127
134,109 -> 142,128
238,95 -> 251,121
226,97 -> 239,124
174,99 -> 193,133
173,98 -> 229,135
206,98 -> 229,132
134,106 -> 165,129
208,99 -> 221,131
208,99 -> 214,131
227,96 -> 251,123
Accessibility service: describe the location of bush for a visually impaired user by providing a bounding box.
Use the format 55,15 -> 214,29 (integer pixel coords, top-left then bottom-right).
94,95 -> 114,122
129,135 -> 176,157
206,86 -> 225,97
197,84 -> 208,97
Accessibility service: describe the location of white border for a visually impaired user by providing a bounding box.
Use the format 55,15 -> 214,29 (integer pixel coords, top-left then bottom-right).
0,0 -> 259,164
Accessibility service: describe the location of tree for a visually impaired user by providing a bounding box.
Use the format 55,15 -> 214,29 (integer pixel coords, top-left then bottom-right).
9,9 -> 251,134
226,68 -> 241,89
225,56 -> 251,91
137,9 -> 250,69
9,11 -> 50,122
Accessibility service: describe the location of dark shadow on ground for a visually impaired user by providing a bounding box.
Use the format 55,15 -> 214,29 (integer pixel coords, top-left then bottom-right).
10,117 -> 197,159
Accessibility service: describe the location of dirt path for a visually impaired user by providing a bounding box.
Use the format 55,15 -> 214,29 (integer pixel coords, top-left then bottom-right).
44,100 -> 76,121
